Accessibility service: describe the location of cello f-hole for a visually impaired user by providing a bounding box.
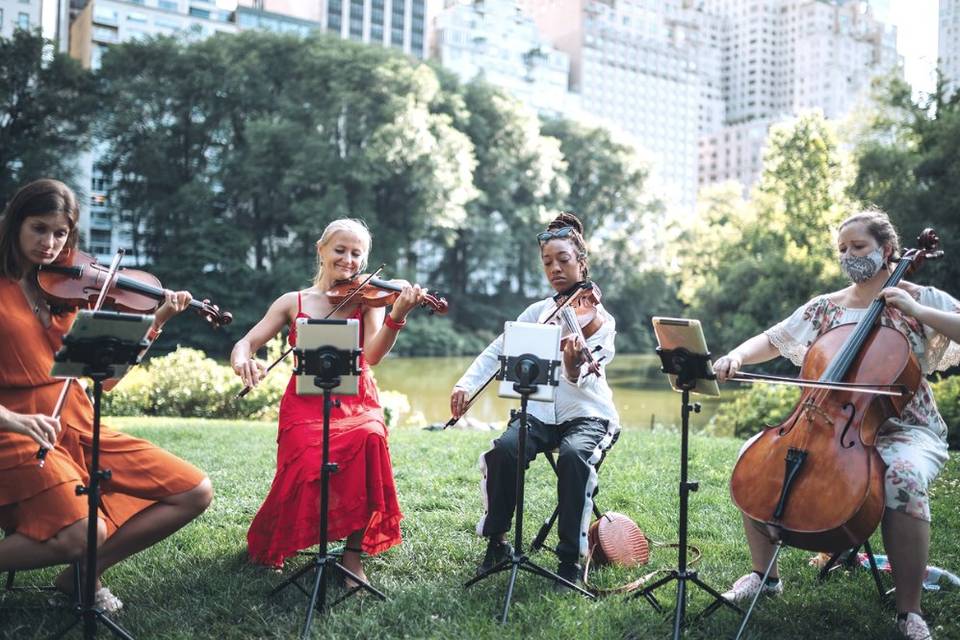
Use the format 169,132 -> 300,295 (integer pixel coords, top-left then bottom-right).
839,402 -> 857,449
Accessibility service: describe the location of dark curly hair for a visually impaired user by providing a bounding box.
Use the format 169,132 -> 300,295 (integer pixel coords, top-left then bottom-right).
541,211 -> 589,280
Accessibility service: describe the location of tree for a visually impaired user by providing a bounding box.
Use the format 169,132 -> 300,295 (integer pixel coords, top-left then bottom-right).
851,75 -> 960,293
0,29 -> 98,203
97,32 -> 477,354
675,112 -> 849,353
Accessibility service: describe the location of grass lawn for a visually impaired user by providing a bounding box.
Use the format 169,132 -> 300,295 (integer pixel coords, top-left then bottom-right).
2,418 -> 958,639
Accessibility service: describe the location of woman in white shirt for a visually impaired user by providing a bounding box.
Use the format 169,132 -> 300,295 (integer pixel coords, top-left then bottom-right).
449,212 -> 619,589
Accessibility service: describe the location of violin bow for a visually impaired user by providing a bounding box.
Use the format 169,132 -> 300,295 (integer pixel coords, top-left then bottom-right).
443,282 -> 596,429
235,264 -> 386,399
38,249 -> 127,467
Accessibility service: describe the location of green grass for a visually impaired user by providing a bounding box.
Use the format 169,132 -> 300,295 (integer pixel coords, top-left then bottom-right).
2,418 -> 959,639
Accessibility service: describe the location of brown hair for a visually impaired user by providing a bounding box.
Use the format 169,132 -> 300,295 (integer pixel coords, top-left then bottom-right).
541,211 -> 589,280
839,208 -> 900,262
0,179 -> 80,280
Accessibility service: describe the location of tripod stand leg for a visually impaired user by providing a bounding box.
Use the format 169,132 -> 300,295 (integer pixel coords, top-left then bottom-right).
97,611 -> 136,640
500,562 -> 521,625
672,577 -> 687,640
301,561 -> 326,640
733,542 -> 782,640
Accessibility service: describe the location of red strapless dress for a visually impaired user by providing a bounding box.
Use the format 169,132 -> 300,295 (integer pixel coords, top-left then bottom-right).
246,299 -> 403,567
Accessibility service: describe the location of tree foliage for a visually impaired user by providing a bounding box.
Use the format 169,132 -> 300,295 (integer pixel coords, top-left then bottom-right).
675,111 -> 849,354
0,29 -> 99,203
850,76 -> 960,293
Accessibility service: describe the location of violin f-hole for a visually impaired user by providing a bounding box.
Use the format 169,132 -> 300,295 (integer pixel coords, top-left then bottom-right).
838,402 -> 857,449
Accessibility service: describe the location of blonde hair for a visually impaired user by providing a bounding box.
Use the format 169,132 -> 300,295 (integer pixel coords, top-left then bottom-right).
839,207 -> 901,260
312,218 -> 372,287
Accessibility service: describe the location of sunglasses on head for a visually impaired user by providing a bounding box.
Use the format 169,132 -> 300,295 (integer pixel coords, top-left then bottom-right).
537,226 -> 576,243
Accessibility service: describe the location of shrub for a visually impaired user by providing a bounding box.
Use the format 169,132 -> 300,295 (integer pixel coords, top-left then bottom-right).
390,316 -> 493,357
707,383 -> 800,439
932,375 -> 960,451
101,338 -> 413,424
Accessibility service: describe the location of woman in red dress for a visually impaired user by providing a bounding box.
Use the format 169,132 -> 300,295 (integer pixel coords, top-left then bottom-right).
0,179 -> 213,611
232,218 -> 425,583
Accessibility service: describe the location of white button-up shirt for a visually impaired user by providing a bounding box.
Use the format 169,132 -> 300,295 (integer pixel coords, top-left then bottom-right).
454,297 -> 620,429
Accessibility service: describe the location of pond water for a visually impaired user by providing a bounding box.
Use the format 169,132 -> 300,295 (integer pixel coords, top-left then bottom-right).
373,354 -> 732,430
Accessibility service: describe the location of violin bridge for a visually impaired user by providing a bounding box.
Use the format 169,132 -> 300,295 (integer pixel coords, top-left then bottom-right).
773,447 -> 808,521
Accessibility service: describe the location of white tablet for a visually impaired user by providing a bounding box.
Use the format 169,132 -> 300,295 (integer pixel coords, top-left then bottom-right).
497,321 -> 562,402
294,318 -> 361,396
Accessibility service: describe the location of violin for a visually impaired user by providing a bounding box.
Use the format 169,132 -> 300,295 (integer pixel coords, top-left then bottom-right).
326,273 -> 449,315
236,268 -> 448,399
729,229 -> 943,553
37,249 -> 232,328
444,280 -> 605,428
540,282 -> 604,377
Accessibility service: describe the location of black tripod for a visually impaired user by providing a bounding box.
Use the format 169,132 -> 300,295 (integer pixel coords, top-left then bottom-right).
634,347 -> 741,638
269,345 -> 385,640
465,353 -> 594,624
51,332 -> 146,640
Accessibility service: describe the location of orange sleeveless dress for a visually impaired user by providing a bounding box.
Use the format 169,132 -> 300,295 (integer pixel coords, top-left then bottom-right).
0,278 -> 206,541
246,296 -> 403,567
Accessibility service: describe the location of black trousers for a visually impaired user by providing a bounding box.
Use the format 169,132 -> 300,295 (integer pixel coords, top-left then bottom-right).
478,415 -> 615,564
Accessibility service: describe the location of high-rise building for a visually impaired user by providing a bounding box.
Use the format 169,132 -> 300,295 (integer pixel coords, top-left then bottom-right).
941,0 -> 960,96
235,0 -> 428,58
521,0 -> 724,212
698,0 -> 900,193
432,0 -> 573,118
1,0 -> 42,37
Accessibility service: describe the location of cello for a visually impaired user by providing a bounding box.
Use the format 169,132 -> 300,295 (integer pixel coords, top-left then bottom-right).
729,229 -> 943,553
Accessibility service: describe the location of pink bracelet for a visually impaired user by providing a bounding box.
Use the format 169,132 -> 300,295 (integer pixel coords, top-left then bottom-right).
384,314 -> 406,331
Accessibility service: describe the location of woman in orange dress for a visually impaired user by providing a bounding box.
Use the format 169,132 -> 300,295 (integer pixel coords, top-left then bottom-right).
0,179 -> 213,611
232,218 -> 424,584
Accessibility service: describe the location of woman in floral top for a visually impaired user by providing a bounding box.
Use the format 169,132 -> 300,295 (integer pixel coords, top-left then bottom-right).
713,209 -> 960,640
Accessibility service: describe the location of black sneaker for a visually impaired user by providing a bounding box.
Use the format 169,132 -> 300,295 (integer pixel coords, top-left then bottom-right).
552,560 -> 582,593
476,539 -> 512,575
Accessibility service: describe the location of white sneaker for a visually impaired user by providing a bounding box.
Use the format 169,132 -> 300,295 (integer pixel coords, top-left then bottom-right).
897,613 -> 932,640
721,572 -> 783,603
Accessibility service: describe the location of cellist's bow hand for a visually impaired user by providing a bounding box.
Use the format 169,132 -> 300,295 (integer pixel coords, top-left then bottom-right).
878,287 -> 921,318
713,352 -> 743,383
450,386 -> 470,420
233,357 -> 267,389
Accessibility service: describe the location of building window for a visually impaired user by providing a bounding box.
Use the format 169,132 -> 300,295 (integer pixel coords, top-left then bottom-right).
128,12 -> 148,23
189,6 -> 210,19
18,12 -> 29,29
159,0 -> 178,11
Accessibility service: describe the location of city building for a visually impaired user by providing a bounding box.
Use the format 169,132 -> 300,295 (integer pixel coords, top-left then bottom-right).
941,0 -> 960,96
1,0 -> 42,38
698,0 -> 900,193
520,0 -> 724,212
236,0 -> 428,59
432,0 -> 573,118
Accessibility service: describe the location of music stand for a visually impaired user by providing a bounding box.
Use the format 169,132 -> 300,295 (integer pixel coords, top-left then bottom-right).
633,318 -> 741,639
464,322 -> 593,624
268,319 -> 385,640
50,310 -> 153,640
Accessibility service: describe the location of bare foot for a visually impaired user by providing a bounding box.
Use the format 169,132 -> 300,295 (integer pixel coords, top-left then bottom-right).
341,550 -> 368,589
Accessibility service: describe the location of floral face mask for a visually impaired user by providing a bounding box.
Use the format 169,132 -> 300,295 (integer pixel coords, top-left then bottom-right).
840,247 -> 885,283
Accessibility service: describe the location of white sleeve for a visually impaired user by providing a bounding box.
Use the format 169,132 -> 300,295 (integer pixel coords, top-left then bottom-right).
919,287 -> 960,373
568,306 -> 616,388
763,296 -> 827,367
453,300 -> 546,392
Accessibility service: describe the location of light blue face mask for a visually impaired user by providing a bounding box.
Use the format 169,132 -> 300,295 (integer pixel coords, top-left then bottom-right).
840,247 -> 885,283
